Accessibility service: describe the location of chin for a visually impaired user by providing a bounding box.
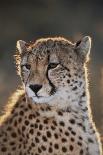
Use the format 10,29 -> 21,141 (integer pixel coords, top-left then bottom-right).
25,86 -> 55,104
32,96 -> 55,103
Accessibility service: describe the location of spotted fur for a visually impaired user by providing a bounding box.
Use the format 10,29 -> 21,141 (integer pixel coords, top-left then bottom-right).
0,36 -> 102,155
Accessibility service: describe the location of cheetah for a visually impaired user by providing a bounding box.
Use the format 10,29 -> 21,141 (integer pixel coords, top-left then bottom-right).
0,36 -> 102,155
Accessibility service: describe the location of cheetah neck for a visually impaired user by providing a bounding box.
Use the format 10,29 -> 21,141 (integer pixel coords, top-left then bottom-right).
47,75 -> 94,133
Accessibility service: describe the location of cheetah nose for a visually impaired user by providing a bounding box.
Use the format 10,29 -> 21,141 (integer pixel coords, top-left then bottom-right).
29,84 -> 42,94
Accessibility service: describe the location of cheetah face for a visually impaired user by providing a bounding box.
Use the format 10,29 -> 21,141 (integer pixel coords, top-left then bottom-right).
16,37 -> 91,103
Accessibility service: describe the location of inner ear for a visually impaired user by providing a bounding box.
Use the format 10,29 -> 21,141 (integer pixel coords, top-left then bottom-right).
75,36 -> 91,60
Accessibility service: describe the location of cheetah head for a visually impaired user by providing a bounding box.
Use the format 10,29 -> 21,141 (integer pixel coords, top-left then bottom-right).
16,36 -> 91,104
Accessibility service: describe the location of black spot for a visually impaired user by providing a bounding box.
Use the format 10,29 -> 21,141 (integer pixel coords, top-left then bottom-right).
59,121 -> 65,126
61,138 -> 67,142
35,123 -> 38,128
81,91 -> 86,97
24,120 -> 29,126
17,129 -> 21,134
22,126 -> 26,131
23,97 -> 26,101
67,79 -> 70,83
74,73 -> 78,76
19,111 -> 24,116
70,145 -> 74,151
51,125 -> 56,130
14,120 -> 17,127
68,126 -> 72,131
65,131 -> 69,136
19,144 -> 21,149
54,143 -> 59,149
31,142 -> 35,147
18,117 -> 22,123
37,132 -> 41,136
35,111 -> 40,116
26,134 -> 29,139
62,146 -> 67,152
19,138 -> 23,142
29,129 -> 34,134
78,141 -> 82,146
52,120 -> 57,126
24,108 -> 28,111
68,74 -> 71,77
41,145 -> 46,151
79,136 -> 83,140
12,147 -> 16,150
54,133 -> 58,139
3,138 -> 7,142
28,104 -> 32,109
28,114 -> 33,119
42,135 -> 47,142
69,119 -> 75,124
59,128 -> 63,132
38,148 -> 42,153
82,107 -> 88,112
11,132 -> 17,138
77,123 -> 86,131
47,131 -> 51,138
71,137 -> 75,142
50,142 -> 52,146
1,147 -> 7,152
80,149 -> 83,154
46,106 -> 51,111
39,124 -> 43,130
36,119 -> 40,123
58,111 -> 63,116
40,107 -> 44,111
71,131 -> 76,135
30,124 -> 34,127
35,137 -> 39,143
72,86 -> 77,91
88,138 -> 94,143
48,147 -> 53,153
44,119 -> 48,124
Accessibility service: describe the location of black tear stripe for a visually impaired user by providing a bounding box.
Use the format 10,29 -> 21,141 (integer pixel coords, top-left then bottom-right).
46,68 -> 56,96
46,55 -> 56,95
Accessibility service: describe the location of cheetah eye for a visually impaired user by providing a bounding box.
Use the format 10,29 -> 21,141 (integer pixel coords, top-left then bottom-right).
48,63 -> 59,70
21,64 -> 31,70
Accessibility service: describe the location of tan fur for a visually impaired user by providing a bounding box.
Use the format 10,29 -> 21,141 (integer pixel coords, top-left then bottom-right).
0,36 -> 102,155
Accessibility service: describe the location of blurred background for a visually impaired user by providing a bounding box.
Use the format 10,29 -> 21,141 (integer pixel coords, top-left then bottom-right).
0,0 -> 103,136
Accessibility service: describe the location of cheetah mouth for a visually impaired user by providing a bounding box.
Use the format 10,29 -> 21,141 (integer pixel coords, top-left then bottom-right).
25,86 -> 56,103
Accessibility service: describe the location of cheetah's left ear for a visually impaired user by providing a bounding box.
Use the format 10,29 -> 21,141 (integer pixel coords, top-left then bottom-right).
16,40 -> 27,54
75,36 -> 91,59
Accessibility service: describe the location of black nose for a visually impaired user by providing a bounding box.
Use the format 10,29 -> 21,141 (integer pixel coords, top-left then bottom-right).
29,84 -> 42,94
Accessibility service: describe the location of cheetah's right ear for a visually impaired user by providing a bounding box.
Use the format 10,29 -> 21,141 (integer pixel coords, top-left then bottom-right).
16,40 -> 27,54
